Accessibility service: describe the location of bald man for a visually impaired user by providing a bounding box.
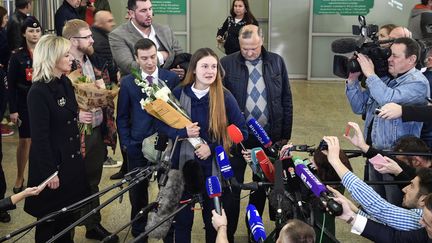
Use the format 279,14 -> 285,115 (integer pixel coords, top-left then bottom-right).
389,26 -> 413,39
91,10 -> 116,65
220,24 -> 293,242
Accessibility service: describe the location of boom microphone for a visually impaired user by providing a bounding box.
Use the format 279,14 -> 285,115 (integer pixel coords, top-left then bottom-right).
331,38 -> 359,53
246,204 -> 266,243
247,118 -> 278,158
206,176 -> 222,215
293,157 -> 343,216
227,124 -> 246,150
145,169 -> 184,239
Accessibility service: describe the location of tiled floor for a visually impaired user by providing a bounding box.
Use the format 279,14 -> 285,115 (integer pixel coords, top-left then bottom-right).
0,80 -> 371,242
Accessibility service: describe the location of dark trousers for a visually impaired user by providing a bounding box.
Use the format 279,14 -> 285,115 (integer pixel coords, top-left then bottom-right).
0,70 -> 7,200
127,142 -> 149,239
35,213 -> 76,243
163,187 -> 241,243
81,126 -> 105,230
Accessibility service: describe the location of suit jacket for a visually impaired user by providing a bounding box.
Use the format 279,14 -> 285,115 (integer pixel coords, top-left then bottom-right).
116,68 -> 180,150
361,218 -> 432,243
109,20 -> 183,75
24,75 -> 89,218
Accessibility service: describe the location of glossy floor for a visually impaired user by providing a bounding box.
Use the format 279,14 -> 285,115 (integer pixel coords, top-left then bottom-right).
0,80 -> 371,242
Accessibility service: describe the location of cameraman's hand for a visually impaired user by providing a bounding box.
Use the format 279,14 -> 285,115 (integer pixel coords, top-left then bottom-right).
357,53 -> 375,78
347,72 -> 361,83
378,103 -> 402,120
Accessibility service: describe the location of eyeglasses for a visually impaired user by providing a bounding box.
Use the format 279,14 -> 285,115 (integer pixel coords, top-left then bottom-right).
71,34 -> 93,40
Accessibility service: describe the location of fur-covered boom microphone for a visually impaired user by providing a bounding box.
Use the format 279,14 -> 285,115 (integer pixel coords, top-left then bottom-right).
146,169 -> 184,239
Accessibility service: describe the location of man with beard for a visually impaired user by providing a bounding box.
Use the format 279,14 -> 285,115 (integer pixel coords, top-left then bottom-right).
62,19 -> 118,243
109,0 -> 185,78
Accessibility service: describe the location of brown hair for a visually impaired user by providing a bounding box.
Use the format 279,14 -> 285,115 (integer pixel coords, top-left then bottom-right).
230,0 -> 257,24
62,19 -> 89,39
181,48 -> 232,153
313,149 -> 352,181
0,6 -> 7,28
277,219 -> 316,243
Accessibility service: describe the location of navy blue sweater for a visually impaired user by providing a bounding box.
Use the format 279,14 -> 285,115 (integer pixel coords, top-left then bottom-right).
157,84 -> 248,177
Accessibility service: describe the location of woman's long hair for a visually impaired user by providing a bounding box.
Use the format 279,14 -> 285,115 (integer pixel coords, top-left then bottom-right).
181,48 -> 232,153
230,0 -> 257,24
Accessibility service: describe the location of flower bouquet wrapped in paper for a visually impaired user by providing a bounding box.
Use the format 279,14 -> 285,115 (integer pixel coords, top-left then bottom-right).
132,68 -> 205,148
67,70 -> 119,135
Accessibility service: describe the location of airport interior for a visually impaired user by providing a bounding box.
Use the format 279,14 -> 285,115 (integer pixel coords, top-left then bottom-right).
0,0 -> 429,242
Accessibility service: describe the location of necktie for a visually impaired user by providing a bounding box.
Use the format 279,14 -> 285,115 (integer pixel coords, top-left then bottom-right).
146,75 -> 153,85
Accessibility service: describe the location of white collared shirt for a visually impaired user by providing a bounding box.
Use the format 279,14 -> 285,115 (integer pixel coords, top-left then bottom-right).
141,68 -> 159,85
131,21 -> 165,66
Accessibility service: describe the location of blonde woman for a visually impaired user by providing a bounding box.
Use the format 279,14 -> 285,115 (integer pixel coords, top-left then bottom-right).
24,35 -> 89,243
157,48 -> 248,243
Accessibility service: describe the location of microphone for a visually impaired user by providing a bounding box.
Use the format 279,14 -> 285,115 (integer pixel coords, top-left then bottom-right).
246,204 -> 266,243
249,147 -> 266,180
247,118 -> 278,158
145,169 -> 184,239
331,38 -> 359,53
255,149 -> 275,183
215,145 -> 241,190
293,156 -> 343,216
206,176 -> 222,215
227,124 -> 246,151
268,159 -> 292,222
183,159 -> 206,196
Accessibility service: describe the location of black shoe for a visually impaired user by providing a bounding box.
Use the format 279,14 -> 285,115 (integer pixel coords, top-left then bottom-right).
85,224 -> 119,242
0,211 -> 11,223
110,171 -> 124,180
12,180 -> 25,194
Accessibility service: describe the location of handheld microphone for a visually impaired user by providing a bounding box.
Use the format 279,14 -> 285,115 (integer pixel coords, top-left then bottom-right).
268,159 -> 292,222
227,124 -> 246,151
246,204 -> 266,243
331,38 -> 359,53
249,147 -> 266,180
206,176 -> 222,215
255,150 -> 275,183
293,157 -> 343,216
247,118 -> 278,158
146,169 -> 184,239
215,145 -> 241,190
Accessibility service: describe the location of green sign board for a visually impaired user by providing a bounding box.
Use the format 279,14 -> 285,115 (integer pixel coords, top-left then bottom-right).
152,0 -> 186,15
314,0 -> 374,16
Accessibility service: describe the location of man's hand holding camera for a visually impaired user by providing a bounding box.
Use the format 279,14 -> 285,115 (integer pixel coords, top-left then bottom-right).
355,53 -> 376,78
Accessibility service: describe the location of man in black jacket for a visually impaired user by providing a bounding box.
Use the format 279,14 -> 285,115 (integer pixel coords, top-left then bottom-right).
7,0 -> 32,51
55,0 -> 81,36
220,24 -> 293,242
91,10 -> 116,74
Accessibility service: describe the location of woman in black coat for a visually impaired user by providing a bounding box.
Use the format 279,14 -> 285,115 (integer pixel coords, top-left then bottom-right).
24,34 -> 89,243
216,0 -> 258,55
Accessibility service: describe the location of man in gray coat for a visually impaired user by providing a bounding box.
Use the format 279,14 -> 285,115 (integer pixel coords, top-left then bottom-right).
109,0 -> 184,78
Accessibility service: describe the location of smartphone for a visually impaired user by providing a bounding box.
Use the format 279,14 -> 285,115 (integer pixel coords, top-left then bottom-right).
38,171 -> 58,188
369,154 -> 388,167
344,125 -> 351,136
374,108 -> 382,115
17,118 -> 22,127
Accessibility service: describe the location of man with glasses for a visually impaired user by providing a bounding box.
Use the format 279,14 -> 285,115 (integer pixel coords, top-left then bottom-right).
62,19 -> 118,243
109,0 -> 185,78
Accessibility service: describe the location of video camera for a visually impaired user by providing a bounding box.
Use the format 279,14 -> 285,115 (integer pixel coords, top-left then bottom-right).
332,16 -> 392,79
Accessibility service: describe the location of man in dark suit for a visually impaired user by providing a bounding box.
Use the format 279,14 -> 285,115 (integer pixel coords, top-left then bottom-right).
109,0 -> 184,78
116,38 -> 179,240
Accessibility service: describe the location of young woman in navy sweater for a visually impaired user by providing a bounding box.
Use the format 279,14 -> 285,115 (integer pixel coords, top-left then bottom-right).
158,48 -> 248,243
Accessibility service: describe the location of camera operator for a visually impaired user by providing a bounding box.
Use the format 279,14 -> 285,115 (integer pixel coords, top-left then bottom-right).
346,37 -> 430,206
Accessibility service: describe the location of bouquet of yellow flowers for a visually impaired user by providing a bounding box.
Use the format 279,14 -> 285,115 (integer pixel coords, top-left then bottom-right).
132,68 -> 205,148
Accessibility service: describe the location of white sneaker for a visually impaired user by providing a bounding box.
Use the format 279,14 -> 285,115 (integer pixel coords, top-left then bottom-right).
103,157 -> 122,168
